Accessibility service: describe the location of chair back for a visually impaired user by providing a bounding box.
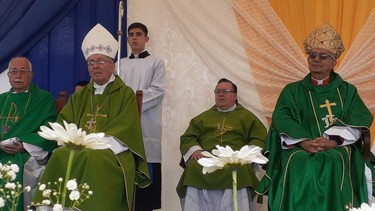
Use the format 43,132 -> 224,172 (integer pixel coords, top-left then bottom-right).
132,89 -> 143,211
362,129 -> 371,161
136,90 -> 143,117
55,91 -> 67,113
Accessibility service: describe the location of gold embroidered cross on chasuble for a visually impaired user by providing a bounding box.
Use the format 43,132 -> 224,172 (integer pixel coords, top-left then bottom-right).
0,92 -> 32,139
319,99 -> 337,128
85,95 -> 110,133
216,118 -> 233,145
85,106 -> 107,133
1,103 -> 20,139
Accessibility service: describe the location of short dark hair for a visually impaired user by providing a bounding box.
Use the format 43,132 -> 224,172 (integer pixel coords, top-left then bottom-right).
128,22 -> 148,36
75,80 -> 89,87
217,78 -> 237,93
216,78 -> 238,105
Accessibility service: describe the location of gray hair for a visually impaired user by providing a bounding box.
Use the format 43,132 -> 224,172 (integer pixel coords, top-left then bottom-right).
8,57 -> 33,72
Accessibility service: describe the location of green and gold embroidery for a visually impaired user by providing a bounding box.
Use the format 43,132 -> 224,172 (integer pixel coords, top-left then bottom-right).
319,99 -> 337,128
216,118 -> 233,145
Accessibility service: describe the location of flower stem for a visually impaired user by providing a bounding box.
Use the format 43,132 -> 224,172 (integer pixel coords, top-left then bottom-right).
62,150 -> 75,207
232,170 -> 238,211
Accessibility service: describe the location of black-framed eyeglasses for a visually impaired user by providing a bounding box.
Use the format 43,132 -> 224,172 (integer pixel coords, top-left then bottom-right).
87,59 -> 112,66
308,52 -> 334,60
214,89 -> 235,95
8,68 -> 31,76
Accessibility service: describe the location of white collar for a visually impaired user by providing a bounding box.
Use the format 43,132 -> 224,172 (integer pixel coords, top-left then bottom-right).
311,75 -> 330,86
93,74 -> 115,95
131,50 -> 147,59
12,89 -> 29,94
217,104 -> 237,112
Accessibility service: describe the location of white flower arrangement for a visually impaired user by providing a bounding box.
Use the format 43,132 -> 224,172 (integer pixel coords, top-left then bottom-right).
0,162 -> 30,211
348,203 -> 375,211
37,120 -> 110,151
198,145 -> 268,173
34,178 -> 92,210
197,145 -> 268,211
30,120 -> 110,210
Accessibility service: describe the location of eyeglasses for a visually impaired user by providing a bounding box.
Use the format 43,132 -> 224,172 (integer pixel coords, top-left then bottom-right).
8,68 -> 31,76
308,52 -> 334,60
87,59 -> 112,66
214,89 -> 235,95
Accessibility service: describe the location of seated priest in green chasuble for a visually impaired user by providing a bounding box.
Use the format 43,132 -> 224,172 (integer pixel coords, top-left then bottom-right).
255,23 -> 375,211
177,78 -> 267,211
0,57 -> 58,211
33,24 -> 150,211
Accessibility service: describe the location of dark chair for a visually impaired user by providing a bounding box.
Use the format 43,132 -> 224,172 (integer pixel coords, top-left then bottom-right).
136,90 -> 143,117
362,129 -> 371,161
54,91 -> 67,113
132,90 -> 143,211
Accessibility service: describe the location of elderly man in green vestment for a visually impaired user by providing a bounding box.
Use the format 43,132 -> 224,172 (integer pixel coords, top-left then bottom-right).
0,57 -> 58,211
256,23 -> 375,210
177,78 -> 267,211
33,24 -> 150,211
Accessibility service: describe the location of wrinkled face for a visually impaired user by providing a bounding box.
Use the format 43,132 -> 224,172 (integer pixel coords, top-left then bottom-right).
87,54 -> 115,85
215,82 -> 237,110
8,58 -> 33,93
307,48 -> 337,80
127,28 -> 149,54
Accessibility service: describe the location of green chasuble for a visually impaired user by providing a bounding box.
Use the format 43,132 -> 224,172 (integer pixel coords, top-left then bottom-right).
33,76 -> 150,211
0,84 -> 58,211
256,72 -> 374,211
176,104 -> 267,198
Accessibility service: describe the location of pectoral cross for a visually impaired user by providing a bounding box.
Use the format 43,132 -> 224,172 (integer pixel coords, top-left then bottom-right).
85,105 -> 107,133
86,117 -> 96,130
319,99 -> 337,128
216,118 -> 233,145
1,103 -> 19,138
